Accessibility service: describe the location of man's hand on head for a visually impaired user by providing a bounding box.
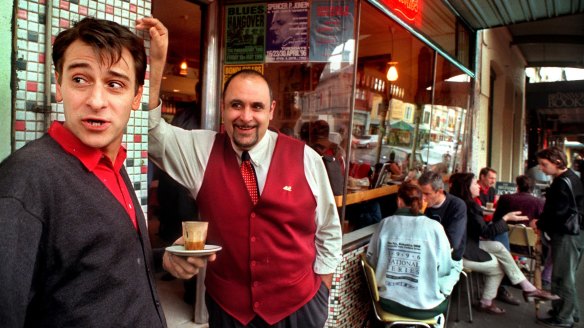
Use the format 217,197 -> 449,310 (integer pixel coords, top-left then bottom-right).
136,17 -> 168,109
136,17 -> 168,65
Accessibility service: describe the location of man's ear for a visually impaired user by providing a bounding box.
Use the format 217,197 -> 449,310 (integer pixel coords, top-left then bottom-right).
55,72 -> 63,102
131,85 -> 144,110
268,100 -> 276,120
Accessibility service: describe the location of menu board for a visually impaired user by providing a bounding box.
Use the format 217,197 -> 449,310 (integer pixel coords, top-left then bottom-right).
265,2 -> 309,62
309,0 -> 355,62
225,4 -> 266,63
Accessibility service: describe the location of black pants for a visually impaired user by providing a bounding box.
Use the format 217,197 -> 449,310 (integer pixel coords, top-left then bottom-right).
206,283 -> 330,328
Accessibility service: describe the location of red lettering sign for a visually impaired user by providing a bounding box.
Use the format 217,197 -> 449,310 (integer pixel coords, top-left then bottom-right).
380,0 -> 419,22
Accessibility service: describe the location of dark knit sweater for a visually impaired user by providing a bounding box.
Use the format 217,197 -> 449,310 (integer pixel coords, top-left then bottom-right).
538,169 -> 584,234
0,135 -> 166,328
424,192 -> 468,261
464,202 -> 508,262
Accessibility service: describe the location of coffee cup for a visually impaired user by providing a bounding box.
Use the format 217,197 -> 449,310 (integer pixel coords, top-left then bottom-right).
486,202 -> 494,210
182,221 -> 208,250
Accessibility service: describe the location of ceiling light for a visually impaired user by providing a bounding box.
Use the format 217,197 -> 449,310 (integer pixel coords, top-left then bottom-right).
387,62 -> 398,82
179,60 -> 188,76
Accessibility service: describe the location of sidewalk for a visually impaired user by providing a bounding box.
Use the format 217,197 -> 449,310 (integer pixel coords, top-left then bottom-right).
157,274 -> 207,328
157,272 -> 581,328
447,266 -> 584,328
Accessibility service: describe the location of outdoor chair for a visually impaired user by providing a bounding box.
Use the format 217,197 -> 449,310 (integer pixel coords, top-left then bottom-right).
508,224 -> 543,316
359,253 -> 440,328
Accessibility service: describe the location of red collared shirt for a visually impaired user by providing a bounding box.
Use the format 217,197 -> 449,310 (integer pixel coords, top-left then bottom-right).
48,121 -> 137,229
478,183 -> 490,199
476,181 -> 496,222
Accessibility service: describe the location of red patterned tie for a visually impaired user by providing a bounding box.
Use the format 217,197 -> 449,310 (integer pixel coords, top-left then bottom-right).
241,151 -> 259,205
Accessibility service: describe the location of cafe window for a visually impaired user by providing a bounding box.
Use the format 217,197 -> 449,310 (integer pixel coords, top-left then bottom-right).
219,0 -> 471,232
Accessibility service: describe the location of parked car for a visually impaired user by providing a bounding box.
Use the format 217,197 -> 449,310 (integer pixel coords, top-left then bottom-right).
353,134 -> 379,148
380,146 -> 425,169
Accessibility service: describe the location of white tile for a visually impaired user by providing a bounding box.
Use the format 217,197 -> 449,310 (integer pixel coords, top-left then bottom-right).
16,141 -> 27,150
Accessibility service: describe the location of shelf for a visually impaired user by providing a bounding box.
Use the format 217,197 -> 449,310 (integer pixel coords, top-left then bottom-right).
335,184 -> 398,207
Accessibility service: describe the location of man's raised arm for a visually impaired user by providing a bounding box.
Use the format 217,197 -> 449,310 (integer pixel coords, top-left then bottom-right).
136,17 -> 168,110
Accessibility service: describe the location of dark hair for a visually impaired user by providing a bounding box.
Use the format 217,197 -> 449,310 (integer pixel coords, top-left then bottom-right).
515,175 -> 534,193
299,122 -> 310,142
223,69 -> 273,102
536,147 -> 568,170
418,171 -> 444,191
449,172 -> 475,204
310,120 -> 330,139
52,17 -> 146,92
479,167 -> 497,178
397,183 -> 424,215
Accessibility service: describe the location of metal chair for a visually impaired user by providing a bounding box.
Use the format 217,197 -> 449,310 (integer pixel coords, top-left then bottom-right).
359,253 -> 440,328
446,268 -> 473,323
508,224 -> 543,316
508,224 -> 539,284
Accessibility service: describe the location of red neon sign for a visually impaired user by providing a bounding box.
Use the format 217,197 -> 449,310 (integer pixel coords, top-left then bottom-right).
380,0 -> 419,22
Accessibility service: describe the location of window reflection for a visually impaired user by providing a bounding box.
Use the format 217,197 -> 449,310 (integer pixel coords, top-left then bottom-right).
263,1 -> 471,231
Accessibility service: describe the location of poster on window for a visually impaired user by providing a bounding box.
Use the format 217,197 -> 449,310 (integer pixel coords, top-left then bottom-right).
225,4 -> 266,63
309,0 -> 355,62
222,64 -> 264,87
265,2 -> 309,62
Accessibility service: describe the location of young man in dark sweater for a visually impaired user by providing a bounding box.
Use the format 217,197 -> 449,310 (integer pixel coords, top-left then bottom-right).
0,17 -> 175,327
536,147 -> 584,328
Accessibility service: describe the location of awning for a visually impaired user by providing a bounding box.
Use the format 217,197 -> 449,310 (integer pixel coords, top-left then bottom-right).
443,0 -> 584,68
390,120 -> 414,131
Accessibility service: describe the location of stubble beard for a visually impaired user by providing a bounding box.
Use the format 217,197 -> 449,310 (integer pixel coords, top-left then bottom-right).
233,128 -> 259,150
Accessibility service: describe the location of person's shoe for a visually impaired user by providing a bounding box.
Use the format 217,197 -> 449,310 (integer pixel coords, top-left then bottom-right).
496,287 -> 521,306
474,302 -> 506,315
523,289 -> 561,302
537,317 -> 573,328
546,310 -> 578,323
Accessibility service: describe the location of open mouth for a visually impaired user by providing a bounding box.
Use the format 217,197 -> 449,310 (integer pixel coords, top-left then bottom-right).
83,118 -> 108,129
88,119 -> 105,126
236,125 -> 256,131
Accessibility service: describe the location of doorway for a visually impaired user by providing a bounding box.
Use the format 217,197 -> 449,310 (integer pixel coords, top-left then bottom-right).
153,0 -> 204,126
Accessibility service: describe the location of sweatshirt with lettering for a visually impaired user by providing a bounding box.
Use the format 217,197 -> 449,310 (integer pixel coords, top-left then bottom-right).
367,209 -> 462,310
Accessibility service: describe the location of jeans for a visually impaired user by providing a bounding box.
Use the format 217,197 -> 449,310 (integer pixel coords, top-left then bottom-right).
492,232 -> 510,251
550,232 -> 584,324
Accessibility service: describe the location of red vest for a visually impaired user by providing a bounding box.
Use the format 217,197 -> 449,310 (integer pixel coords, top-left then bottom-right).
197,133 -> 320,325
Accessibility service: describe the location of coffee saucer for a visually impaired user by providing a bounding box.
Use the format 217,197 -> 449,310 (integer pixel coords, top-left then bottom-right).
166,245 -> 222,257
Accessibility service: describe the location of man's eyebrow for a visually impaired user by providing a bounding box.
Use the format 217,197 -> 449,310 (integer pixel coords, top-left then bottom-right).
228,99 -> 266,108
251,101 -> 265,108
66,62 -> 91,71
65,63 -> 131,81
107,69 -> 131,81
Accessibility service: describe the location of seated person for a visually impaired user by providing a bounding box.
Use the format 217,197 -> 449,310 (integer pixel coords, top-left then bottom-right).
386,151 -> 402,177
366,183 -> 461,320
449,173 -> 559,315
304,120 -> 346,173
494,175 -> 544,230
300,120 -> 346,195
